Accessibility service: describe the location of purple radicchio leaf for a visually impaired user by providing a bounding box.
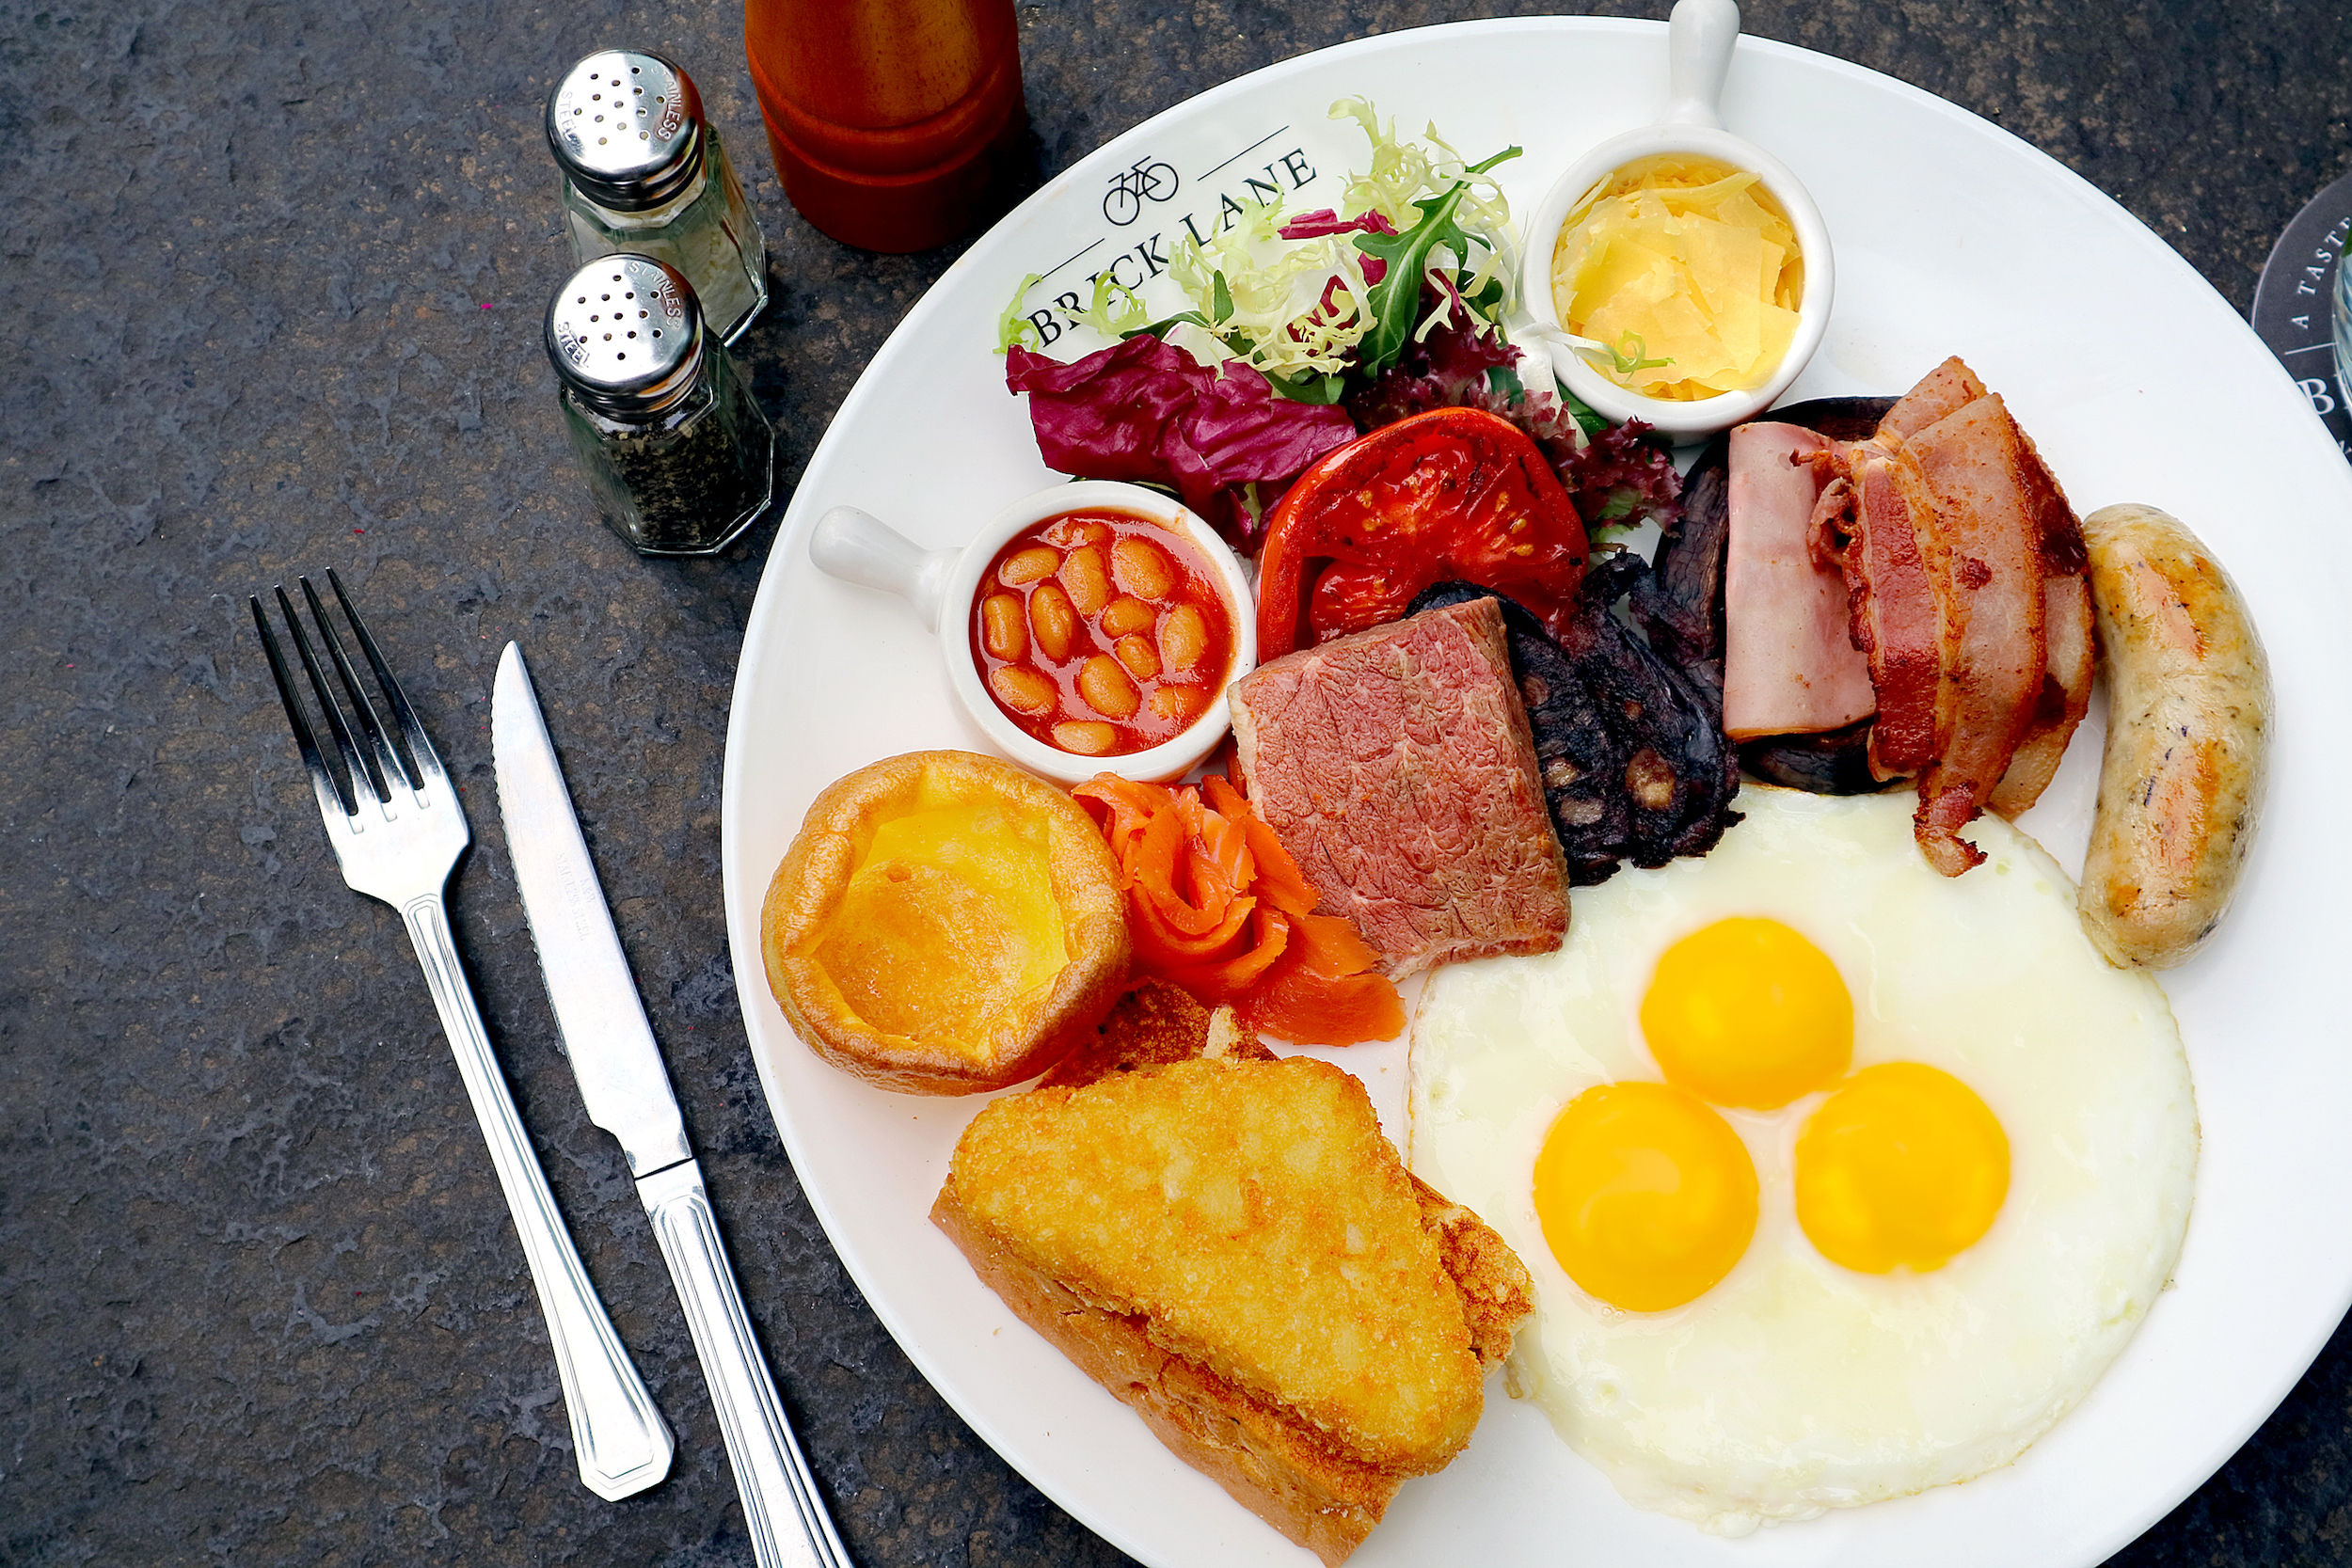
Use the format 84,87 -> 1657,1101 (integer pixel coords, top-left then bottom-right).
1277,208 -> 1399,283
1007,336 -> 1359,550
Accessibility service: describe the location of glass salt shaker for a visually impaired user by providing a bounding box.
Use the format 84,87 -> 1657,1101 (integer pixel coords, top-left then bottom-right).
548,49 -> 768,344
545,253 -> 775,556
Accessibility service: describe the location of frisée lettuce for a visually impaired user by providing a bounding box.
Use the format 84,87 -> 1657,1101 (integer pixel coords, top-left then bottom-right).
997,97 -> 1680,547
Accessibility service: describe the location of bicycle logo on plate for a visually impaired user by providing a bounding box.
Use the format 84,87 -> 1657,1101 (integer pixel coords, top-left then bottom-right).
1103,155 -> 1179,226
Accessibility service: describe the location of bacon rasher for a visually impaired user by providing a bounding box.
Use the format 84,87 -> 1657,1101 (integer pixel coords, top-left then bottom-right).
1721,422 -> 1876,741
1881,356 -> 1987,436
1986,416 -> 2092,819
1902,395 -> 2050,873
1882,356 -> 2092,819
1800,358 -> 2091,875
1810,433 -> 1956,783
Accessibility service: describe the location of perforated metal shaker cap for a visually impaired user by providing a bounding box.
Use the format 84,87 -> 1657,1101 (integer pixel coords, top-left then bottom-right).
546,49 -> 705,211
545,254 -> 706,417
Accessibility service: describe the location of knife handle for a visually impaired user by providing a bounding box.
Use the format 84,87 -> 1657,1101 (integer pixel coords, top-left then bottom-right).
402,894 -> 675,1500
640,1159 -> 852,1568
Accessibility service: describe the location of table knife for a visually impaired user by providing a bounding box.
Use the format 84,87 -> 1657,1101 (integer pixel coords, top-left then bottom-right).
491,643 -> 852,1568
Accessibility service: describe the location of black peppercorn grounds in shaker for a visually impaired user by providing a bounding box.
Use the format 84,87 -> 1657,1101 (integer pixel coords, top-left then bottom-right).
544,253 -> 775,556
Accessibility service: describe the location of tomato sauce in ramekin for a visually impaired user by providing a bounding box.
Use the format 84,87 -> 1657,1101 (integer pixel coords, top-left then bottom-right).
970,509 -> 1234,758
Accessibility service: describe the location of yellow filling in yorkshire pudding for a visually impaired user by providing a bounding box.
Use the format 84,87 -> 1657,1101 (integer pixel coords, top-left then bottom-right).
818,801 -> 1069,1038
763,751 -> 1130,1094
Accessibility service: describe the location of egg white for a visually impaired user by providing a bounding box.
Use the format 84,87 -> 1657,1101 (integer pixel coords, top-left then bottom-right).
1409,785 -> 2198,1535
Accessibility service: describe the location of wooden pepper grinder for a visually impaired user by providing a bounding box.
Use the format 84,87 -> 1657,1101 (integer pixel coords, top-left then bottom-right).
744,0 -> 1027,253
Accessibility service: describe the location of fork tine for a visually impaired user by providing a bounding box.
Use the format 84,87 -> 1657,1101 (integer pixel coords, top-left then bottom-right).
250,594 -> 356,819
277,584 -> 385,805
327,568 -> 448,784
300,575 -> 416,793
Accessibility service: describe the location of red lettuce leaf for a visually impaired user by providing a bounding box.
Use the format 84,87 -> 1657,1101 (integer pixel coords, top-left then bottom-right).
1277,208 -> 1397,282
1278,207 -> 1399,240
1566,420 -> 1686,531
1007,336 -> 1358,549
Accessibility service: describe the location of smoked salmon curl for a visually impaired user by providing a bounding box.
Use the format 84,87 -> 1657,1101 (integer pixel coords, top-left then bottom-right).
1073,773 -> 1404,1046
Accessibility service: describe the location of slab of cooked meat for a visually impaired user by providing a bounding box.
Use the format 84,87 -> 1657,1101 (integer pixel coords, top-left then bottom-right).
1813,432 -> 1958,785
1658,375 -> 2092,855
1417,563 -> 1740,885
1720,421 -> 1876,740
1901,393 -> 2052,870
1985,404 -> 2094,819
1880,355 -> 1985,437
1804,359 -> 2092,872
1883,359 -> 2093,821
1642,396 -> 1897,795
1229,597 -> 1569,976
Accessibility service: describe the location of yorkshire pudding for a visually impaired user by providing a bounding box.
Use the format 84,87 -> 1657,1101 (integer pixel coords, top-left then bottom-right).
763,751 -> 1131,1094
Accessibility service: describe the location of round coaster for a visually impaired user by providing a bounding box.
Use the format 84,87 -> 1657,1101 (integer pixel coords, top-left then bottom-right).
2251,166 -> 2352,464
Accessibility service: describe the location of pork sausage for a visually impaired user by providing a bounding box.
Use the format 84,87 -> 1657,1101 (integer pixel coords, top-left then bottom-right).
2078,503 -> 2270,968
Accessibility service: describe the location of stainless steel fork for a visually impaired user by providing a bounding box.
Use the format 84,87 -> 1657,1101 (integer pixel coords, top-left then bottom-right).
251,571 -> 675,1500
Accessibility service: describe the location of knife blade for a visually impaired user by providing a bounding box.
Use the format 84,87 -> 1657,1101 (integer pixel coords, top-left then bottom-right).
491,642 -> 851,1568
490,645 -> 691,1178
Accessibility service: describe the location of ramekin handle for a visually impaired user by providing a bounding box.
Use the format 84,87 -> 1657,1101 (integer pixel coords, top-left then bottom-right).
1664,0 -> 1740,129
809,505 -> 959,631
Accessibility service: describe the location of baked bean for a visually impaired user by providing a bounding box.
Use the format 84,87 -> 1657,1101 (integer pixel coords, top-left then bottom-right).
979,594 -> 1026,660
1159,605 -> 1210,673
1040,515 -> 1112,549
1101,596 -> 1156,638
1111,537 -> 1176,600
998,546 -> 1061,587
990,665 -> 1055,715
1114,634 -> 1160,680
1052,721 -> 1118,755
1060,546 -> 1112,616
1028,582 -> 1078,660
1078,655 -> 1141,720
972,509 -> 1232,758
1150,684 -> 1206,724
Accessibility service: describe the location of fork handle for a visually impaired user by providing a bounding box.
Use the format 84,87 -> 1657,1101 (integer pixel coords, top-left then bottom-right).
401,894 -> 675,1500
640,1159 -> 852,1568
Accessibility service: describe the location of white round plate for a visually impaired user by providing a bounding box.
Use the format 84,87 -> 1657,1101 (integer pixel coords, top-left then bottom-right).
722,18 -> 2352,1567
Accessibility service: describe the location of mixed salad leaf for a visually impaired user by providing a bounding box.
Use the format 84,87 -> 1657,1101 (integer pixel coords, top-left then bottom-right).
997,98 -> 1679,549
1347,294 -> 1682,535
1006,334 -> 1355,544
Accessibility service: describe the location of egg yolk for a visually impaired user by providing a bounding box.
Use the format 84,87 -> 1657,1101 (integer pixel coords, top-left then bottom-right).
1640,917 -> 1852,1109
1794,1062 -> 2010,1274
1534,1081 -> 1759,1313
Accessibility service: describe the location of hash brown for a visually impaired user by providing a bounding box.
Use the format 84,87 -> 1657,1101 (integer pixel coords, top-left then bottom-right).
933,981 -> 1533,1563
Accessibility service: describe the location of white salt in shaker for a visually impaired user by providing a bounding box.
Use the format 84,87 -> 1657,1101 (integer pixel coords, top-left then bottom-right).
548,50 -> 769,345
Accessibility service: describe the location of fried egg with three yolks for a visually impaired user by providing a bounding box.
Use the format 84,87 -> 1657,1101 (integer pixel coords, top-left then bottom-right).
1410,786 -> 2198,1534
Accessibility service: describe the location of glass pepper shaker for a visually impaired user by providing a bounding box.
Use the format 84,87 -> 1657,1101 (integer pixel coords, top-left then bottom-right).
545,253 -> 775,557
547,49 -> 769,344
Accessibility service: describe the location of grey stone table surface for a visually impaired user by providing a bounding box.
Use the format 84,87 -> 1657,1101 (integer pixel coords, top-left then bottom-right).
5,0 -> 2350,1563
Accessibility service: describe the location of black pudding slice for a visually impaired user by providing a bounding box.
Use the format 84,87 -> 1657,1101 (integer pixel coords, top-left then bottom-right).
1412,559 -> 1740,887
